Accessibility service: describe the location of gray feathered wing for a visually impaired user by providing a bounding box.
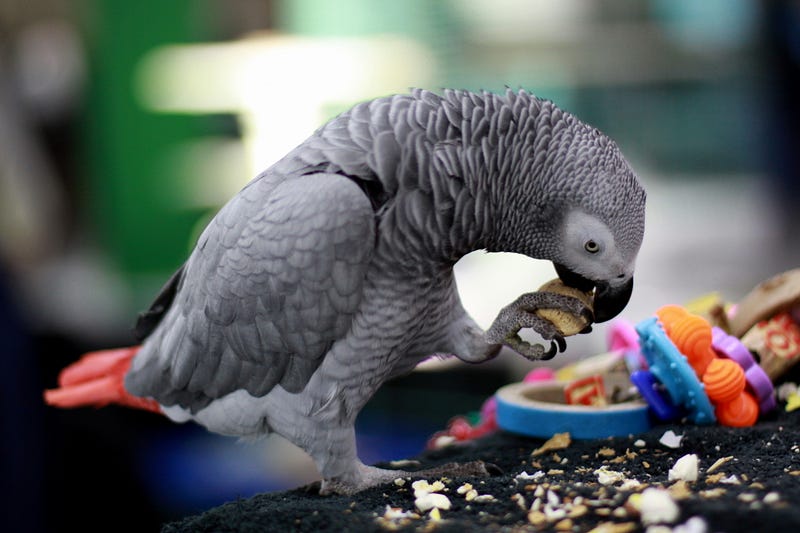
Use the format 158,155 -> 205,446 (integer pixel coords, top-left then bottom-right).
125,173 -> 376,412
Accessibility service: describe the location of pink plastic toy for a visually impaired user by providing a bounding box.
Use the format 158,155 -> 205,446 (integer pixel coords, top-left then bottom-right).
524,367 -> 556,383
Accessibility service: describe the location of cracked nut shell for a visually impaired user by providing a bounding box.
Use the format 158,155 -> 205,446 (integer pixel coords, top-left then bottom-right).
535,279 -> 594,336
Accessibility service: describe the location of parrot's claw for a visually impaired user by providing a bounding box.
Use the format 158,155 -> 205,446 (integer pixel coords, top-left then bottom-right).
503,334 -> 560,361
553,333 -> 566,353
485,290 -> 588,359
300,479 -> 323,494
542,341 -> 559,361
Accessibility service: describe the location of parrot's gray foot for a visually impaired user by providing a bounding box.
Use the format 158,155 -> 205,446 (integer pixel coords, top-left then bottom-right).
317,460 -> 499,495
504,334 -> 562,361
485,291 -> 592,361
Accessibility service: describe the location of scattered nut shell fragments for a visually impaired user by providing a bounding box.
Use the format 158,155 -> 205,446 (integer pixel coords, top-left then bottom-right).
532,432 -> 572,456
594,466 -> 628,486
411,479 -> 445,498
411,479 -> 452,513
587,522 -> 638,533
705,456 -> 734,474
535,279 -> 594,336
375,506 -> 421,530
378,365 -> 795,532
414,493 -> 451,512
668,480 -> 693,500
669,454 -> 699,482
511,492 -> 527,511
659,430 -> 684,449
516,470 -> 546,483
631,488 -> 680,525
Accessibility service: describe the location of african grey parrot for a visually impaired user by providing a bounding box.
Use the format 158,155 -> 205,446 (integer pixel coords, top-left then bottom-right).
45,88 -> 646,495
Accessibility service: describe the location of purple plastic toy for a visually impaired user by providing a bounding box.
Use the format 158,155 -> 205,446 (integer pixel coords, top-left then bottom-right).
711,327 -> 776,413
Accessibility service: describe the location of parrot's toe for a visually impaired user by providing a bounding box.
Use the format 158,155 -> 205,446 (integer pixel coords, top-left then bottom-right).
300,479 -> 323,494
503,334 -> 559,361
485,288 -> 598,360
539,341 -> 559,361
553,333 -> 566,353
317,460 -> 500,495
414,460 -> 501,478
483,461 -> 504,476
486,295 -> 556,343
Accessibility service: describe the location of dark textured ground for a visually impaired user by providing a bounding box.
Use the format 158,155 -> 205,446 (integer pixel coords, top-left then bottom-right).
163,407 -> 800,533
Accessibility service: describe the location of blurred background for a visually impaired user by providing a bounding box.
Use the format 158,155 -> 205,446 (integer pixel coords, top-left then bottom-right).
2,0 -> 799,531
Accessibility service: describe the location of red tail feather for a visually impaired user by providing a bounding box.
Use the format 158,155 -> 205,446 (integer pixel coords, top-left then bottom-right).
44,346 -> 161,414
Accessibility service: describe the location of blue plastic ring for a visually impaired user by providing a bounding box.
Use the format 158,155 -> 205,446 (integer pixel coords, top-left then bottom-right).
495,381 -> 653,439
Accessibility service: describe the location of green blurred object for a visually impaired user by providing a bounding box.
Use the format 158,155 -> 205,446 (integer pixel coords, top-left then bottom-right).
276,0 -> 573,116
82,0 -> 216,308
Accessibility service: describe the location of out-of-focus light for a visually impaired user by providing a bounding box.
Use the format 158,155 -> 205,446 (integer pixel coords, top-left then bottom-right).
160,138 -> 248,208
136,32 -> 434,204
454,251 -> 556,331
453,0 -> 593,44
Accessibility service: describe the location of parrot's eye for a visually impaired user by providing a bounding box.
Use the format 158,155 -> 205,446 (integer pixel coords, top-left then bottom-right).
584,240 -> 600,254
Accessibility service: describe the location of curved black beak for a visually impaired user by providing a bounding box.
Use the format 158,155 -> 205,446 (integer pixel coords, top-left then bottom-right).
553,263 -> 594,292
554,263 -> 634,323
593,277 -> 633,323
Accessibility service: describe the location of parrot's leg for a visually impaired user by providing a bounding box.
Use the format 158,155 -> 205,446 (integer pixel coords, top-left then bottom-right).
485,291 -> 593,361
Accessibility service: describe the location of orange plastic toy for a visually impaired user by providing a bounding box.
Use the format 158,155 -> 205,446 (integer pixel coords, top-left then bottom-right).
703,358 -> 746,404
669,314 -> 716,378
715,391 -> 759,427
652,304 -> 760,427
701,354 -> 758,426
655,304 -> 689,334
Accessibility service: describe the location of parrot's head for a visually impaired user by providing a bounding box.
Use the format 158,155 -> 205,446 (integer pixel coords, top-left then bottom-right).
486,94 -> 646,323
544,124 -> 646,323
551,208 -> 641,323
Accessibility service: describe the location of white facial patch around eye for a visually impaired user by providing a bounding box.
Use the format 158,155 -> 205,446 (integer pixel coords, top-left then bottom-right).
561,210 -> 619,279
563,211 -> 614,252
